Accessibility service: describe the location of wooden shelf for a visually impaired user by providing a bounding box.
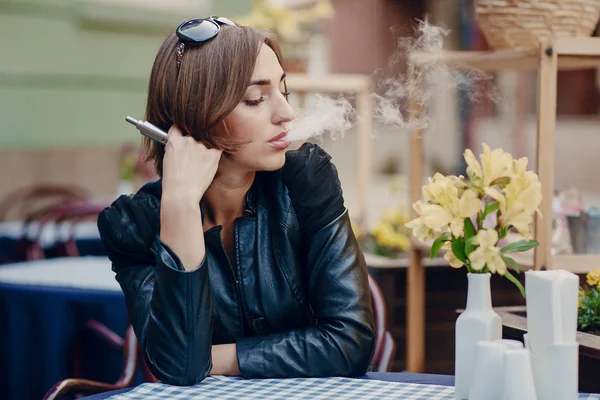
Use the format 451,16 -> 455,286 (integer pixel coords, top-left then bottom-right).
405,36 -> 600,373
365,252 -> 447,269
552,254 -> 600,274
286,73 -> 371,93
409,37 -> 600,71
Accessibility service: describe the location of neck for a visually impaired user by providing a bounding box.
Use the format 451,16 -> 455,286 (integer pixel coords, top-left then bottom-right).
202,160 -> 255,227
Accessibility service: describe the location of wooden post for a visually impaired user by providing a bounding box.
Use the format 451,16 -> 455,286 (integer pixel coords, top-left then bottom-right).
406,64 -> 426,372
356,87 -> 373,231
534,39 -> 558,271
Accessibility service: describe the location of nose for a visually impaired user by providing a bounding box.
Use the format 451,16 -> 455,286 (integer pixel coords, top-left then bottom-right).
274,92 -> 296,125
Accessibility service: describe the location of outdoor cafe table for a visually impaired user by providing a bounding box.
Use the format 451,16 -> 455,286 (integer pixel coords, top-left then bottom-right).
0,256 -> 128,400
0,220 -> 105,264
83,372 -> 600,399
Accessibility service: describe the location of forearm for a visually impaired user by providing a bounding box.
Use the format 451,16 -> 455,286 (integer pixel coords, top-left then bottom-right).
160,193 -> 205,271
210,344 -> 241,376
236,323 -> 373,379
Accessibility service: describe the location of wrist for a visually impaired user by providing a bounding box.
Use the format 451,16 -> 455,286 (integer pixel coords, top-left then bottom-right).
161,190 -> 202,210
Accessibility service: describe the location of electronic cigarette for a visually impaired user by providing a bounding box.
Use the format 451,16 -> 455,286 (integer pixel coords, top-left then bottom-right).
125,116 -> 168,145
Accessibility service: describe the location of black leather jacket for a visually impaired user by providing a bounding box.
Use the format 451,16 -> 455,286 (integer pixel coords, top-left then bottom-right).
97,143 -> 375,386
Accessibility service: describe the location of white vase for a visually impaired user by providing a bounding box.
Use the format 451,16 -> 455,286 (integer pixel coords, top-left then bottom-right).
455,272 -> 502,400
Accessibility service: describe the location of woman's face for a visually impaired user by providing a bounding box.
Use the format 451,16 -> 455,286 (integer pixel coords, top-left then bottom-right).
223,43 -> 296,171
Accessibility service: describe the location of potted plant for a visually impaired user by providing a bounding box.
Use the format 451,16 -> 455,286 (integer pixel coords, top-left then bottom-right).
579,268 -> 600,335
358,209 -> 412,259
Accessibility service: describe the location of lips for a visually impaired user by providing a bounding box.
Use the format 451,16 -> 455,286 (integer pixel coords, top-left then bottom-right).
269,131 -> 289,150
269,132 -> 288,142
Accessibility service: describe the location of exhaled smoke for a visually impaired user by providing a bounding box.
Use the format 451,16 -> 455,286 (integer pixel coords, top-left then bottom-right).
286,18 -> 499,142
287,94 -> 355,142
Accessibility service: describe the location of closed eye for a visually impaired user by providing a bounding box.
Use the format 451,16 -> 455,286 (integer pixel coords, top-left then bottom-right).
244,96 -> 265,106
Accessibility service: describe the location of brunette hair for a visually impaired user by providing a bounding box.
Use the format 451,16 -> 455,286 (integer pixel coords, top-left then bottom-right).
143,22 -> 284,176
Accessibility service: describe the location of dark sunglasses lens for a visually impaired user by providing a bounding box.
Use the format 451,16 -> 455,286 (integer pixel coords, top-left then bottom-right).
177,19 -> 220,42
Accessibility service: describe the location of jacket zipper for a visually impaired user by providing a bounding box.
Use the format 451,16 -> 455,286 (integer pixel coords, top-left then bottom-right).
218,223 -> 245,335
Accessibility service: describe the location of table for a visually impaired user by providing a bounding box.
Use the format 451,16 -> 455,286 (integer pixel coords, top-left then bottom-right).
84,373 -> 456,399
0,220 -> 105,263
83,372 -> 600,399
0,257 -> 129,400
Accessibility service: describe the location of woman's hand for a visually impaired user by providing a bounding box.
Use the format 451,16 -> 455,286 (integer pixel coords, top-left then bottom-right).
210,344 -> 241,376
161,125 -> 222,203
159,125 -> 221,271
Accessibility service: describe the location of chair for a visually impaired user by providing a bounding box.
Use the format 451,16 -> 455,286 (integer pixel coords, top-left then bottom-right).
43,326 -> 139,400
368,274 -> 397,372
43,273 -> 396,399
24,200 -> 109,260
0,183 -> 89,222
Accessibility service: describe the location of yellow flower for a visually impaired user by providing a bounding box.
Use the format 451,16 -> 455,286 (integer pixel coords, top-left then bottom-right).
406,200 -> 452,231
421,174 -> 482,237
450,189 -> 483,237
423,173 -> 458,208
405,201 -> 445,242
485,165 -> 542,240
586,268 -> 600,288
442,242 -> 464,269
468,229 -> 507,275
480,143 -> 514,187
464,143 -> 514,188
381,209 -> 410,227
464,148 -> 483,184
373,221 -> 411,251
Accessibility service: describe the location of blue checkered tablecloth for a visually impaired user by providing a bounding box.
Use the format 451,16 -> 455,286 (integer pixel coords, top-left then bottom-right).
107,376 -> 600,400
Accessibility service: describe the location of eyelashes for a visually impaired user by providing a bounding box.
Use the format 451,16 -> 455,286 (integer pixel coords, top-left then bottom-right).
244,92 -> 291,107
244,97 -> 264,107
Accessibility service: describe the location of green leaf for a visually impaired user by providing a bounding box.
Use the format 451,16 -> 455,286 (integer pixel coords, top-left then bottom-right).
464,218 -> 476,239
501,254 -> 520,274
499,226 -> 509,239
483,201 -> 500,216
463,218 -> 477,256
451,237 -> 467,264
504,270 -> 526,298
500,240 -> 540,254
490,176 -> 511,186
430,232 -> 451,259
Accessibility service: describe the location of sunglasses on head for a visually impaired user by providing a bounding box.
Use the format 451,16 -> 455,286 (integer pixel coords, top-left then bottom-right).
176,16 -> 236,43
175,16 -> 236,70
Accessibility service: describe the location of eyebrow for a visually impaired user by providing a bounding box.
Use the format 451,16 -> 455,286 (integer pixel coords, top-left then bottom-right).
249,73 -> 287,87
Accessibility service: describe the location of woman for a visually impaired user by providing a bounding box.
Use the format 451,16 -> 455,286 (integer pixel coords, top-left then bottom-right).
97,16 -> 374,386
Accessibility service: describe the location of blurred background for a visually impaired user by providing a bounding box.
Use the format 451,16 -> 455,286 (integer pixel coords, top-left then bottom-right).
1,0 -> 599,216
1,0 -> 600,399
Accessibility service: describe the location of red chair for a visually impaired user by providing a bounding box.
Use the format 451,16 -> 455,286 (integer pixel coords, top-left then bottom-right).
0,183 -> 89,222
24,200 -> 109,260
368,274 -> 397,372
43,326 -> 139,400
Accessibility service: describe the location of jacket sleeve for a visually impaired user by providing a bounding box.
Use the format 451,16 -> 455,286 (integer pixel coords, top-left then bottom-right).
236,143 -> 375,378
97,194 -> 213,385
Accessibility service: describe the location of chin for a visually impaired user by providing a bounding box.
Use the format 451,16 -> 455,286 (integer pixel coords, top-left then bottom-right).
256,152 -> 286,171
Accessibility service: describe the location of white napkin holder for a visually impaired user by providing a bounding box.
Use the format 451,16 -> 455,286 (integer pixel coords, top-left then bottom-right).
524,333 -> 579,400
524,270 -> 580,400
469,339 -> 537,400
